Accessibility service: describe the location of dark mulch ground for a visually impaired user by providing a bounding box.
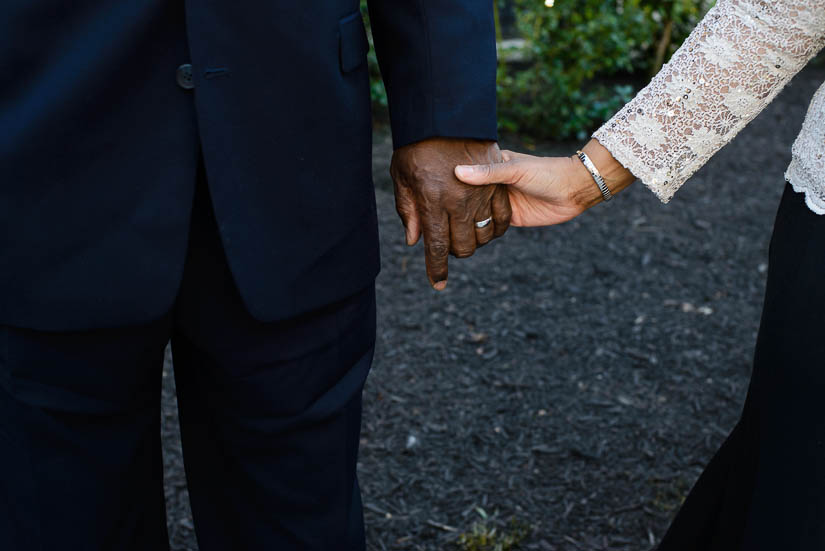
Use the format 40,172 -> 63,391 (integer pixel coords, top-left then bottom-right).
162,64 -> 825,550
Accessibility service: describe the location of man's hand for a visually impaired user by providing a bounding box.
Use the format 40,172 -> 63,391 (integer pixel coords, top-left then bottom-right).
391,137 -> 512,290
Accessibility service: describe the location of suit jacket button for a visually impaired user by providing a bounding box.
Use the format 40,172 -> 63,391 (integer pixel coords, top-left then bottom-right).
176,64 -> 194,90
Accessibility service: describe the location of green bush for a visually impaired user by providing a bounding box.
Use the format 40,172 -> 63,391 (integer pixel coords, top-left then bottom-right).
499,0 -> 710,140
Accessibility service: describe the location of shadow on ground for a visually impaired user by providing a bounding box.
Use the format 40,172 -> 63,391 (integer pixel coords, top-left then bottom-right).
162,65 -> 825,551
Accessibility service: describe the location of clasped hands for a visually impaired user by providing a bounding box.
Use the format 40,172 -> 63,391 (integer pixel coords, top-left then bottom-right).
392,137 -> 635,289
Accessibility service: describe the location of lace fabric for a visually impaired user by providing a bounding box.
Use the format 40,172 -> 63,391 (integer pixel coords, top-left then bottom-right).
787,83 -> 825,214
593,0 -> 825,212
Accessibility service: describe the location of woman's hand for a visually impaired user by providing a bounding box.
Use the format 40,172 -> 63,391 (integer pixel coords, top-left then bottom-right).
454,140 -> 636,227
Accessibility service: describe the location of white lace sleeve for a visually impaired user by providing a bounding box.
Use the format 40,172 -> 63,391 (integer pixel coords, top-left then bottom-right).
593,0 -> 825,203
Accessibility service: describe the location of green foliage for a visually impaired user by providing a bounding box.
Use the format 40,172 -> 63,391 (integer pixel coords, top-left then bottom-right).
456,508 -> 530,551
498,0 -> 711,140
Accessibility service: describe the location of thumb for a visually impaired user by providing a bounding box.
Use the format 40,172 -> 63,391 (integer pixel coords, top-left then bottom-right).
455,160 -> 519,186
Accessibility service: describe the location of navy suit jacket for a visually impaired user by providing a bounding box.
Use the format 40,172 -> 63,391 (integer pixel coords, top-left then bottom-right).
0,0 -> 498,331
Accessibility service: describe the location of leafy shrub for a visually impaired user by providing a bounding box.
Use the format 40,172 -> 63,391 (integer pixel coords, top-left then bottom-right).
498,0 -> 710,140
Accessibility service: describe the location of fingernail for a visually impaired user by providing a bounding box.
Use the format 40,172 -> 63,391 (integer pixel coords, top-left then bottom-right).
434,281 -> 447,291
455,166 -> 474,178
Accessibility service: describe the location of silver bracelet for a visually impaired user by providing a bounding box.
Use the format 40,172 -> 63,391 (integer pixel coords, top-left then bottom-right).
576,150 -> 613,202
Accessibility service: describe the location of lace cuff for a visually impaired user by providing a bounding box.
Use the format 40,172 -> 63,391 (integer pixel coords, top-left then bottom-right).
593,0 -> 825,203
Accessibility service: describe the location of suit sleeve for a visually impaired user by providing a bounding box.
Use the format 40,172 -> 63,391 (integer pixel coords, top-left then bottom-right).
366,0 -> 499,148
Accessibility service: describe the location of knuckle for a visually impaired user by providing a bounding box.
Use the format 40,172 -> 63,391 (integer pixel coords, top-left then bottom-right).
424,215 -> 448,232
452,247 -> 475,258
447,194 -> 471,211
496,208 -> 513,226
395,203 -> 417,222
477,230 -> 493,242
426,242 -> 450,259
416,183 -> 443,203
412,166 -> 440,186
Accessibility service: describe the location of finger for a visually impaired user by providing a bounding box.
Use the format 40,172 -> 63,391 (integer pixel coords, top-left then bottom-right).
473,202 -> 494,247
449,212 -> 477,259
491,185 -> 512,237
422,210 -> 450,290
454,159 -> 520,186
393,178 -> 422,245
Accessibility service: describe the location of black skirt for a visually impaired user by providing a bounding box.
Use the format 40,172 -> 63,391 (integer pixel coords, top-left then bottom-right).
658,183 -> 825,550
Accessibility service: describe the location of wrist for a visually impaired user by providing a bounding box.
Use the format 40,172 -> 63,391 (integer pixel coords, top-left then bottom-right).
567,154 -> 606,210
582,139 -> 635,192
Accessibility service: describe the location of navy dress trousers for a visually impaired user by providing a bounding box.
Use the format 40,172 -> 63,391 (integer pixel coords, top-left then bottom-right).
0,1 -> 498,550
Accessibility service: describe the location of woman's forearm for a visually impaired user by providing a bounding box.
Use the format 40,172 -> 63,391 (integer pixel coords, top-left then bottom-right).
593,0 -> 825,203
